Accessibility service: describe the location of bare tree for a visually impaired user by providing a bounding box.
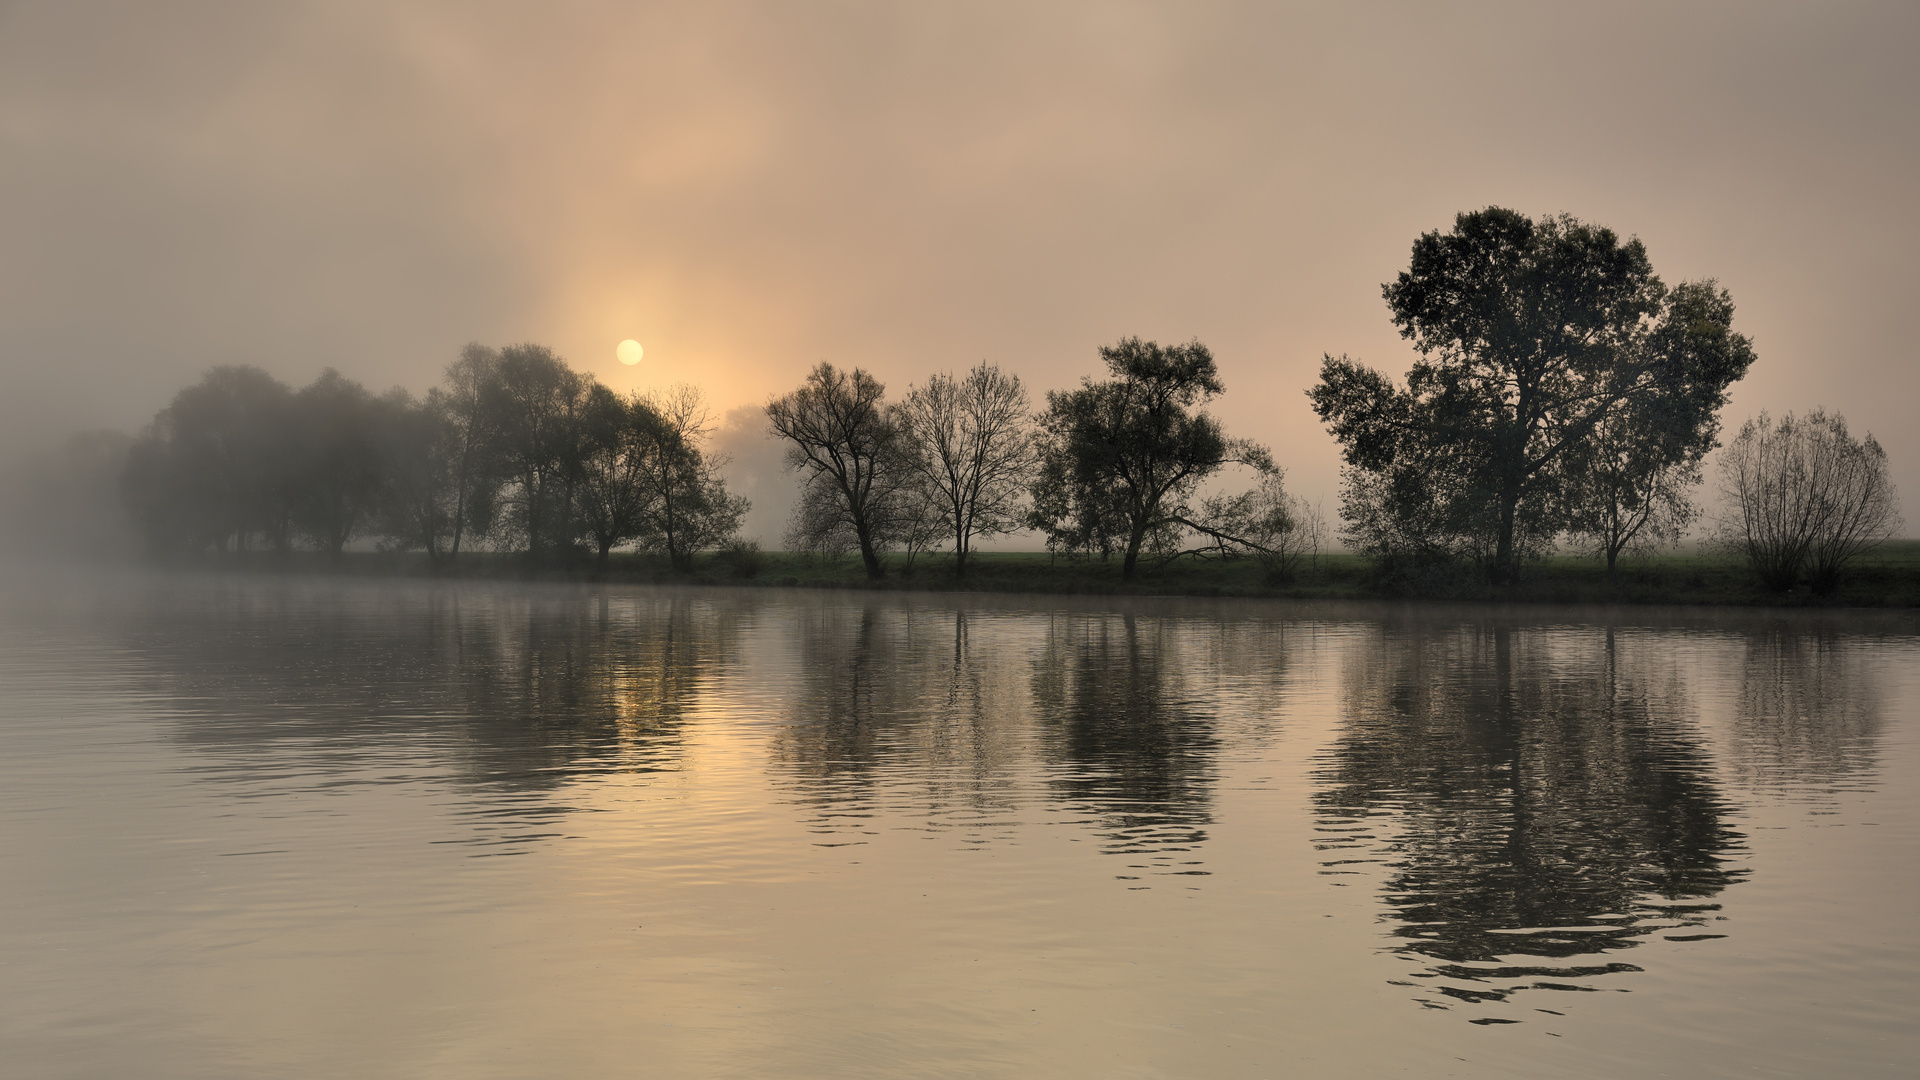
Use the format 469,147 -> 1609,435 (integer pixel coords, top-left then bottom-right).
1716,409 -> 1902,592
765,363 -> 907,579
895,363 -> 1036,577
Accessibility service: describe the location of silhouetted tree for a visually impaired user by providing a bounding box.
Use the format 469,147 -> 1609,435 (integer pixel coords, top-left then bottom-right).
632,386 -> 748,571
1716,409 -> 1901,592
370,388 -> 460,561
574,383 -> 650,565
1028,338 -> 1269,580
1561,281 -> 1748,581
437,343 -> 504,559
1310,208 -> 1754,585
766,363 -> 909,579
122,365 -> 298,556
291,369 -> 384,557
895,363 -> 1036,577
484,344 -> 593,559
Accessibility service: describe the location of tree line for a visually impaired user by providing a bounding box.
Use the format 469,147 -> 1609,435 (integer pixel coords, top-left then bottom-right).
112,204 -> 1900,592
122,344 -> 745,567
765,339 -> 1320,583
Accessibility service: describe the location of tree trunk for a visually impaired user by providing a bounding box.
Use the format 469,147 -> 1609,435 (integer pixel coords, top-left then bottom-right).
1491,490 -> 1519,585
1121,520 -> 1149,580
855,523 -> 884,579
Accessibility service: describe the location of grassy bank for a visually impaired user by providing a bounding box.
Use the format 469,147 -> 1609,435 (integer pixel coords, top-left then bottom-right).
224,541 -> 1920,609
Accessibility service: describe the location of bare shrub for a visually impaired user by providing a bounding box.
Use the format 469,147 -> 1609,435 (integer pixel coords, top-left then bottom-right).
1716,409 -> 1901,592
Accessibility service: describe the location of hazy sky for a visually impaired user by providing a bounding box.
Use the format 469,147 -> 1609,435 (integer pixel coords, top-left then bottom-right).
3,0 -> 1915,531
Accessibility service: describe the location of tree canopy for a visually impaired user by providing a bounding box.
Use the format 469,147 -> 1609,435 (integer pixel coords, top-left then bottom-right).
1029,338 -> 1272,580
121,345 -> 748,566
1310,207 -> 1755,584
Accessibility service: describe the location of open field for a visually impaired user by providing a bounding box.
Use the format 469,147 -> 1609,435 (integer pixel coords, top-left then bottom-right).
217,541 -> 1920,609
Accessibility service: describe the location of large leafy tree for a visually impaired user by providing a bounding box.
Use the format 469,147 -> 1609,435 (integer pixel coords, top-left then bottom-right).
1029,338 -> 1269,581
483,343 -> 593,558
122,365 -> 298,556
1310,208 -> 1754,584
574,383 -> 651,565
291,368 -> 384,557
371,387 -> 462,563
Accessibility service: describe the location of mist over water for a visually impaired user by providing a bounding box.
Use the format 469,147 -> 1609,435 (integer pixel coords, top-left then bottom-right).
1,567 -> 1915,1077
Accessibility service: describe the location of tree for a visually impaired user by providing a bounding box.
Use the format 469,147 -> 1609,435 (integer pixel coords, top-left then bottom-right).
290,368 -> 384,557
1716,409 -> 1902,592
370,387 -> 460,562
122,365 -> 297,557
632,385 -> 748,571
436,343 -> 505,560
1558,402 -> 1701,582
766,363 -> 909,579
894,363 -> 1036,577
1310,208 -> 1755,584
484,344 -> 594,559
1560,280 -> 1759,582
1028,337 -> 1269,580
573,383 -> 651,565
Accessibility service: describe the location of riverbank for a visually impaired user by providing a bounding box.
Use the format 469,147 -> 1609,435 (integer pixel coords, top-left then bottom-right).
180,542 -> 1920,609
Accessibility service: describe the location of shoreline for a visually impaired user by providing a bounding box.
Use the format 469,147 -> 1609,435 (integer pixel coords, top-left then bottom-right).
53,544 -> 1920,612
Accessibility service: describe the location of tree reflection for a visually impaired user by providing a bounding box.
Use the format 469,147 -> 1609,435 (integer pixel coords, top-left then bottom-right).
443,591 -> 731,786
126,582 -> 738,848
1032,613 -> 1219,883
1315,623 -> 1747,1015
1728,627 -> 1884,791
769,605 -> 1031,846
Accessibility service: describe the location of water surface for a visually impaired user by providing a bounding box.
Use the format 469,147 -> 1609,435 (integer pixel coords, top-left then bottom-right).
2,570 -> 1915,1077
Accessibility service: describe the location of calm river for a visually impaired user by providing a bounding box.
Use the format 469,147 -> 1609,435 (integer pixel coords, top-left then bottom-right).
2,570 -> 1915,1078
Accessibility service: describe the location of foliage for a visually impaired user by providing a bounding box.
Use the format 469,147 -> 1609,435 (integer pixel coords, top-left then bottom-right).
1715,409 -> 1902,592
482,343 -> 594,558
123,365 -> 298,556
713,537 -> 765,579
434,343 -> 504,558
574,382 -> 651,563
1311,208 -> 1755,585
120,345 -> 748,565
631,386 -> 749,571
290,369 -> 386,557
1028,337 -> 1271,580
1194,470 -> 1327,584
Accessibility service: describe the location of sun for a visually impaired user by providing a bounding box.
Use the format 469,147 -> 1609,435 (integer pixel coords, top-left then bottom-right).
616,339 -> 644,366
